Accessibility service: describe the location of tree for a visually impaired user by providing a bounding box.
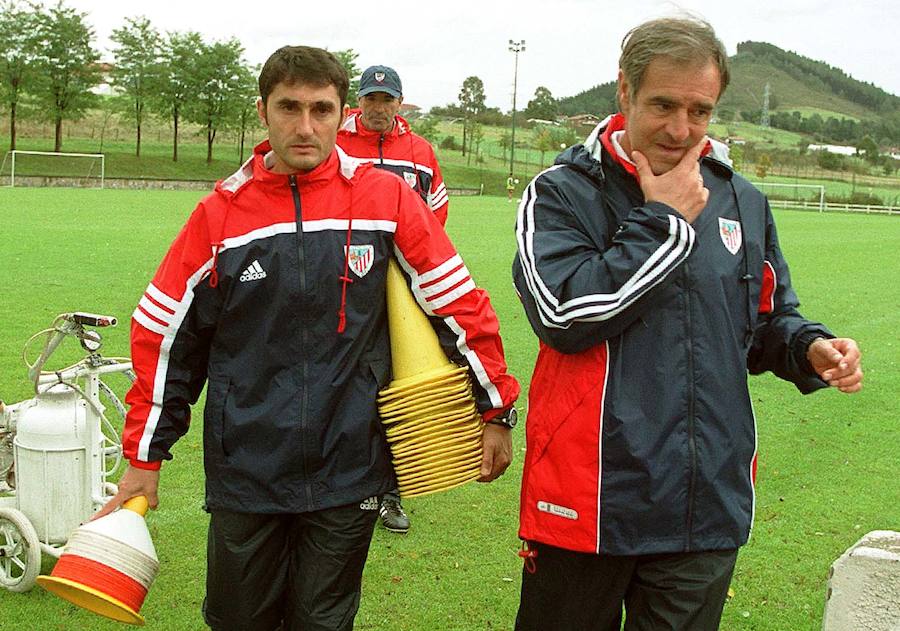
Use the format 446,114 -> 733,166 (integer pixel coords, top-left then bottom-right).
231,64 -> 260,164
498,131 -> 511,163
411,116 -> 439,145
110,16 -> 162,157
458,76 -> 485,156
153,31 -> 203,162
467,121 -> 483,166
32,1 -> 101,152
856,135 -> 879,163
729,143 -> 744,172
0,0 -> 41,150
185,37 -> 250,164
524,86 -> 558,121
755,153 -> 771,179
332,49 -> 360,108
532,125 -> 556,169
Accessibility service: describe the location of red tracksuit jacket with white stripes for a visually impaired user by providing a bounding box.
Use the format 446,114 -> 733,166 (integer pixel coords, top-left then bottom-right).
513,115 -> 833,555
123,142 -> 519,513
337,111 -> 449,225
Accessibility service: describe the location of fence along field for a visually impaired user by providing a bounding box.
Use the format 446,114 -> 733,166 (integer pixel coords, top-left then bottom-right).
0,188 -> 898,630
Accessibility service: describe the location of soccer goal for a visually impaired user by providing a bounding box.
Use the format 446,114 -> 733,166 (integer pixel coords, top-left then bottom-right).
750,182 -> 825,212
0,150 -> 105,188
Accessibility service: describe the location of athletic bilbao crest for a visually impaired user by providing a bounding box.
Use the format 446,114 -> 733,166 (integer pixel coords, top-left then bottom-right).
345,244 -> 374,278
403,172 -> 418,189
718,218 -> 742,255
374,72 -> 385,82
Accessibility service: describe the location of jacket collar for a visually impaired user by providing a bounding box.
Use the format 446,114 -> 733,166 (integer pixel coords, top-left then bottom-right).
218,141 -> 365,194
339,110 -> 410,139
583,113 -> 731,182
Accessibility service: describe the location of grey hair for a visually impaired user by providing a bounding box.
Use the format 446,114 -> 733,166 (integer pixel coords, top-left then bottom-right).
619,17 -> 730,102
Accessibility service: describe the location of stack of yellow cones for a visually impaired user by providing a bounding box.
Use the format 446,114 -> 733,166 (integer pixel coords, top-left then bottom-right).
377,260 -> 484,498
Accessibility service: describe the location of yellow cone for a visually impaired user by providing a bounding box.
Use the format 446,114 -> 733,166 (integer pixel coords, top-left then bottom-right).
379,258 -> 485,498
385,259 -> 455,380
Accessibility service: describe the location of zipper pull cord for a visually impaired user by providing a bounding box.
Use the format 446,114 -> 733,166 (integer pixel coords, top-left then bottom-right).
337,192 -> 355,334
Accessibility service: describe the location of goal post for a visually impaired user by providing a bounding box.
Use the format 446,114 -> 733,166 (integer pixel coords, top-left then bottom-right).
0,150 -> 105,189
750,182 -> 825,212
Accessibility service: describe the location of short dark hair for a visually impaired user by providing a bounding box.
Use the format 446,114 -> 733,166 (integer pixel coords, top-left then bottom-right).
619,17 -> 730,102
258,46 -> 349,107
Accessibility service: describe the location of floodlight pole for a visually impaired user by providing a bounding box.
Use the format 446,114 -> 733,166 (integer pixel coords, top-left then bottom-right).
509,39 -> 525,177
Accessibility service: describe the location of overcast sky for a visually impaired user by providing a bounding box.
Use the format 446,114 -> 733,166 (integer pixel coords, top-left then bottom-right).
69,0 -> 899,112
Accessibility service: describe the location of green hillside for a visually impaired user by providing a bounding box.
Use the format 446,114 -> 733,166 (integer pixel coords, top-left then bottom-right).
558,41 -> 899,127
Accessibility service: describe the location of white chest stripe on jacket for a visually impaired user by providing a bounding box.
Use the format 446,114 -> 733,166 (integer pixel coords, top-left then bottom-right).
354,156 -> 434,177
516,168 -> 695,329
132,219 -> 400,463
220,220 -> 398,252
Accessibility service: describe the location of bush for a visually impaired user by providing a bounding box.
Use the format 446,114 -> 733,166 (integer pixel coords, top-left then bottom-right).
829,191 -> 885,206
440,135 -> 460,151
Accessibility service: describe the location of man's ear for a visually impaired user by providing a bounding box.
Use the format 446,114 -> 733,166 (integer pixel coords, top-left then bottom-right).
398,96 -> 404,107
256,97 -> 267,126
616,69 -> 629,112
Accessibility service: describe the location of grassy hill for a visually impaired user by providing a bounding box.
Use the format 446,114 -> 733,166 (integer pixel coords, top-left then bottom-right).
558,41 -> 899,126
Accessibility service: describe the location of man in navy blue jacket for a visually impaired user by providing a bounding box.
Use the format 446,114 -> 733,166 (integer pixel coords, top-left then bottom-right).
513,16 -> 863,630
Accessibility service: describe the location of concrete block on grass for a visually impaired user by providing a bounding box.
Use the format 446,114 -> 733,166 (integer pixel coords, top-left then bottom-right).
822,530 -> 900,631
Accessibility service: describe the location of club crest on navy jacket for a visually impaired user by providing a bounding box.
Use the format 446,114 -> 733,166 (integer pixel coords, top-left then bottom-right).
513,115 -> 832,555
123,142 -> 519,513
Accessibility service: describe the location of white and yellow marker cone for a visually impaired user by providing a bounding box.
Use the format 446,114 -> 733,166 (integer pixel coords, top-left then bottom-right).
37,496 -> 159,626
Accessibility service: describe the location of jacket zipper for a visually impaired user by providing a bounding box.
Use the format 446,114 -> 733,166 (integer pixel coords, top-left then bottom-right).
684,262 -> 698,550
289,175 -> 313,507
378,134 -> 384,165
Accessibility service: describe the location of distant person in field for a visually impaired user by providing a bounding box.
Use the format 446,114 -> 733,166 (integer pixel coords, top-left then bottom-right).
511,16 -> 863,630
96,45 -> 520,631
336,64 -> 450,534
506,173 -> 516,202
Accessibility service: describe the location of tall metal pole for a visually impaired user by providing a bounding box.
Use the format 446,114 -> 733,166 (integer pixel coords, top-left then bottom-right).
508,39 -> 525,177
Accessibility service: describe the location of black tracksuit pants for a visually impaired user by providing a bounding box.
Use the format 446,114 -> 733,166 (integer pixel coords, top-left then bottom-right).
203,501 -> 379,631
515,541 -> 738,631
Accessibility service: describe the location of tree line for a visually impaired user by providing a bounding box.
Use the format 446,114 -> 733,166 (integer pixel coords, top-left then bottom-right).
0,0 -> 359,163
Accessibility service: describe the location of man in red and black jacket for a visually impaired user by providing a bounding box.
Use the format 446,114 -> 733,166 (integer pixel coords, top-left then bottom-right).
338,65 -> 450,532
338,65 -> 449,226
96,46 -> 519,631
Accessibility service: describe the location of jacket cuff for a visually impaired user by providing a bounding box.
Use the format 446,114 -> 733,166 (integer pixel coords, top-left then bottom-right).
128,458 -> 162,471
794,329 -> 835,376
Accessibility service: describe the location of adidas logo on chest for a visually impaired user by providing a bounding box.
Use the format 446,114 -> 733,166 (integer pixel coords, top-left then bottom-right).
239,260 -> 267,282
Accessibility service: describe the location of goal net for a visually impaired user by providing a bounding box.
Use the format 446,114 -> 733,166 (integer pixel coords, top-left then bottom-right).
0,150 -> 105,188
750,182 -> 825,212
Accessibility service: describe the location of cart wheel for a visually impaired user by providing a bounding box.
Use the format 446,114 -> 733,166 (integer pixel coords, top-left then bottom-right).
0,507 -> 41,592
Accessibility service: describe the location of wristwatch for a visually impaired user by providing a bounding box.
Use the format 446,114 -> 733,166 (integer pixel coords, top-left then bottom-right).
486,407 -> 518,429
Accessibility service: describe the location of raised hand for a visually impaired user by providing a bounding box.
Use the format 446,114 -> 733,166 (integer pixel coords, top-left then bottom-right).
807,337 -> 863,393
632,137 -> 709,223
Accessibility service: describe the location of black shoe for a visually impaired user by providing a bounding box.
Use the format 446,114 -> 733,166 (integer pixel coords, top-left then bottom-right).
379,497 -> 410,533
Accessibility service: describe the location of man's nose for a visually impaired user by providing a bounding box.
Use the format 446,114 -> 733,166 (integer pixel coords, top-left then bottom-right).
664,111 -> 691,143
295,111 -> 314,136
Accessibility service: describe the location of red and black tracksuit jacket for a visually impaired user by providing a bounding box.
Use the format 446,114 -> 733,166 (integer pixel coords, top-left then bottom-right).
513,114 -> 832,555
123,142 -> 519,513
338,112 -> 449,225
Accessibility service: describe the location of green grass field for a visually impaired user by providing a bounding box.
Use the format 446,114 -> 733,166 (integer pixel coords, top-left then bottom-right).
0,189 -> 898,630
